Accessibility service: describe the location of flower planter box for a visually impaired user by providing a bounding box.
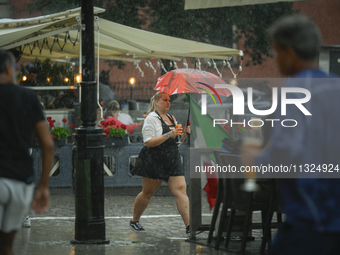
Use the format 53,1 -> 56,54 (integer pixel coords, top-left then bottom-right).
104,136 -> 129,147
54,137 -> 67,147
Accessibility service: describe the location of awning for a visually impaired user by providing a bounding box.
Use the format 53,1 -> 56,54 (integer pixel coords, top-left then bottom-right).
185,0 -> 309,9
0,7 -> 241,61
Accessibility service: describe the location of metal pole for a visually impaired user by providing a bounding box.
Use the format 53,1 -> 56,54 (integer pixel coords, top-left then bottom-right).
71,0 -> 109,244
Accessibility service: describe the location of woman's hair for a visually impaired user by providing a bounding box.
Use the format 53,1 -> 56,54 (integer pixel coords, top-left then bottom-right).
104,100 -> 120,118
148,91 -> 167,113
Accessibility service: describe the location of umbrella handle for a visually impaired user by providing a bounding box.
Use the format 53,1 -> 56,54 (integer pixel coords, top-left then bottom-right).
186,108 -> 190,126
185,93 -> 191,126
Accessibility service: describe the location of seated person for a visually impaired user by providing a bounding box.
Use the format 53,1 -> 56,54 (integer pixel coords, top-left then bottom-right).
52,91 -> 66,109
116,102 -> 134,125
20,67 -> 38,87
52,90 -> 77,109
102,100 -> 143,131
118,111 -> 134,125
61,90 -> 77,109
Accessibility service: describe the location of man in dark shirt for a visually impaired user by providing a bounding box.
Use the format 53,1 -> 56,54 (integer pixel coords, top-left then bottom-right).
0,49 -> 54,255
241,16 -> 340,255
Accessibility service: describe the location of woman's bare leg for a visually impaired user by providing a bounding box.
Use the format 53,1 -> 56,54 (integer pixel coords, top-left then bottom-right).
132,177 -> 163,222
167,176 -> 190,227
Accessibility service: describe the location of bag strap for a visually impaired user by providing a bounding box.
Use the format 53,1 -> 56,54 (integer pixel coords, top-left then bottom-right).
154,110 -> 175,126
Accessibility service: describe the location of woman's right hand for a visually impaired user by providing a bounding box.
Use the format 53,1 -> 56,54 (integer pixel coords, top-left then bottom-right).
169,128 -> 178,138
146,128 -> 178,147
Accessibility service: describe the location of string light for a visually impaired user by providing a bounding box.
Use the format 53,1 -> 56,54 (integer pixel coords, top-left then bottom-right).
145,60 -> 156,75
183,59 -> 188,68
22,31 -> 79,56
196,58 -> 201,70
211,59 -> 222,78
226,50 -> 244,82
134,62 -> 144,77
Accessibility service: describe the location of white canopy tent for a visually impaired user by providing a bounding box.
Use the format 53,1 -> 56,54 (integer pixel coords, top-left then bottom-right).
0,7 -> 241,63
184,0 -> 309,9
0,7 -> 242,118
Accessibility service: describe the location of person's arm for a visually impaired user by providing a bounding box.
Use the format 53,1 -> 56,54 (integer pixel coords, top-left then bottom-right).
180,122 -> 190,142
145,129 -> 178,147
254,87 -> 306,168
143,115 -> 179,147
171,116 -> 190,143
126,122 -> 141,131
32,120 -> 54,214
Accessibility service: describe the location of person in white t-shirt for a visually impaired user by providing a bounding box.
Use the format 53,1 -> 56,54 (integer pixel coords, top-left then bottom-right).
130,91 -> 191,235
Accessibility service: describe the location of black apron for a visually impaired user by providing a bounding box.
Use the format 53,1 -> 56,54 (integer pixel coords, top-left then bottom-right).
131,111 -> 184,182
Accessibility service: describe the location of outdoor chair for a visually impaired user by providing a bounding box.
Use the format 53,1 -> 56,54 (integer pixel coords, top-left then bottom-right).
260,180 -> 283,254
208,151 -> 275,254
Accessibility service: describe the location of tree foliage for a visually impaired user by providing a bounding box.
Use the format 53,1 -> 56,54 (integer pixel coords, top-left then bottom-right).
25,0 -> 297,65
146,1 -> 298,65
25,0 -> 146,28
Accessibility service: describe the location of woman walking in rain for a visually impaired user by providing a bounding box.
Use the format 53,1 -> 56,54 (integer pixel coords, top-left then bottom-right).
130,91 -> 191,235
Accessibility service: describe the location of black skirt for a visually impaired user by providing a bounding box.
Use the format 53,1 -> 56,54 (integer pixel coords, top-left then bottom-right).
131,144 -> 184,182
131,111 -> 184,182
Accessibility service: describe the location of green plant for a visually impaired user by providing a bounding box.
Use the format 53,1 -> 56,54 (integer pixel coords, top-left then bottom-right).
100,118 -> 129,139
106,126 -> 127,139
31,58 -> 77,86
47,117 -> 75,141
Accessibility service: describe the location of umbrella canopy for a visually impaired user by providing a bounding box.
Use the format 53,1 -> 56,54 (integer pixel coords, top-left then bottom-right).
154,69 -> 231,105
154,68 -> 233,125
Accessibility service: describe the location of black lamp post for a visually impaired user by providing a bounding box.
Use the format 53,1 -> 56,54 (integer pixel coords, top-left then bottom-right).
71,0 -> 109,245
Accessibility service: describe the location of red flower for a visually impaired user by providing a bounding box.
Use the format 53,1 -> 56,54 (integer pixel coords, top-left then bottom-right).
47,117 -> 52,122
49,122 -> 54,128
52,120 -> 56,123
62,118 -> 67,122
121,124 -> 127,130
69,123 -> 75,128
52,135 -> 55,140
223,125 -> 231,133
129,129 -> 133,134
72,132 -> 75,134
106,134 -> 109,139
188,121 -> 191,125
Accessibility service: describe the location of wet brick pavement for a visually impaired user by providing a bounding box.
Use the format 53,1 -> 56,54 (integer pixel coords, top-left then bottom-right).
13,188 -> 275,255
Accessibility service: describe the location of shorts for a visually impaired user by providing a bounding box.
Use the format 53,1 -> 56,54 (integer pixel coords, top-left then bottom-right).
0,178 -> 35,233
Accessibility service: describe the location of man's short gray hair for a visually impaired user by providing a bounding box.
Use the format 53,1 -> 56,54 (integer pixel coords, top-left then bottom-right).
269,15 -> 322,61
0,49 -> 13,74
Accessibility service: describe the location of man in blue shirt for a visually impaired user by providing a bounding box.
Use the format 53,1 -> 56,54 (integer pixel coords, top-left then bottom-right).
241,16 -> 340,254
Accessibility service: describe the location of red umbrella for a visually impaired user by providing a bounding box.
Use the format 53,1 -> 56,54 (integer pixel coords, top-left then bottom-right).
154,68 -> 231,105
